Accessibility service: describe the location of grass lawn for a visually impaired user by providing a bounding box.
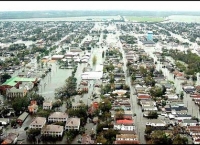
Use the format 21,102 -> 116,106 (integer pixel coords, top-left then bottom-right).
125,16 -> 165,22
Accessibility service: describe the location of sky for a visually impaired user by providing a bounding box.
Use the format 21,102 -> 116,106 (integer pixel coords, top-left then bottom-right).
0,1 -> 199,12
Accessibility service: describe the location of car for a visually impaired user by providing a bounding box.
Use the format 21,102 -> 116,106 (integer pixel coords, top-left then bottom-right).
161,113 -> 168,117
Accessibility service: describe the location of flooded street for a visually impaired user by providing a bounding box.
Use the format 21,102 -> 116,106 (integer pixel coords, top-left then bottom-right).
38,62 -> 73,101
1,20 -> 200,144
145,47 -> 200,120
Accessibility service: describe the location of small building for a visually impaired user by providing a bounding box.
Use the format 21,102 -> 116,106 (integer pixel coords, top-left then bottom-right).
137,94 -> 151,100
29,117 -> 46,129
114,134 -> 139,144
146,119 -> 167,129
175,114 -> 192,121
28,100 -> 38,114
17,112 -> 29,125
43,101 -> 52,110
51,55 -> 64,60
1,133 -> 19,144
65,117 -> 80,131
41,125 -> 64,137
72,102 -> 84,110
181,119 -> 198,127
48,112 -> 68,122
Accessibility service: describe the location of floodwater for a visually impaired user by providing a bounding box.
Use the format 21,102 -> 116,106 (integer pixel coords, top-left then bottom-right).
166,15 -> 200,23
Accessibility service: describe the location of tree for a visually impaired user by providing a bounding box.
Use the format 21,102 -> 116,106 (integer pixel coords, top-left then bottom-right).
30,93 -> 44,105
1,73 -> 11,83
131,73 -> 136,84
180,91 -> 184,100
150,86 -> 163,97
92,55 -> 97,66
172,134 -> 188,144
99,99 -> 112,113
150,130 -> 172,144
145,126 -> 153,135
103,129 -> 118,144
97,135 -> 107,144
115,109 -> 124,120
36,56 -> 40,63
12,97 -> 29,115
147,111 -> 158,119
102,51 -> 105,58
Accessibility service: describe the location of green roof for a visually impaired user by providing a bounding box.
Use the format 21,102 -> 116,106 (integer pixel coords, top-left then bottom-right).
2,77 -> 18,86
2,76 -> 36,87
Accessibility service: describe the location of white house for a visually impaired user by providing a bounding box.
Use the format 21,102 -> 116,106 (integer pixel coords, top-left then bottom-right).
164,94 -> 179,100
43,101 -> 53,110
48,112 -> 68,122
29,117 -> 46,129
41,125 -> 64,137
65,118 -> 80,131
180,119 -> 198,127
146,119 -> 166,128
81,72 -> 103,80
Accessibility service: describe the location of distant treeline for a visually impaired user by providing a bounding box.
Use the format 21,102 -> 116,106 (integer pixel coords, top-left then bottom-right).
1,10 -> 200,19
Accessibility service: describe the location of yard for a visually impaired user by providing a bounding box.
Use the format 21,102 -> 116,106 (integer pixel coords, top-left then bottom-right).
125,16 -> 165,22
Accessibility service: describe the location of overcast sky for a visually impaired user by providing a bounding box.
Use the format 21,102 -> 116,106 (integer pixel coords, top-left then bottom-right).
0,1 -> 199,12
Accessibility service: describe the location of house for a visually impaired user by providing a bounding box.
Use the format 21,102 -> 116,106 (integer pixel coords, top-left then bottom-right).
193,138 -> 200,144
137,94 -> 151,100
70,48 -> 82,52
140,100 -> 156,108
6,87 -> 27,99
29,117 -> 46,129
134,84 -> 146,93
114,140 -> 140,144
1,133 -> 19,144
164,94 -> 179,100
28,100 -> 38,114
175,114 -> 192,121
186,126 -> 200,136
65,117 -> 80,131
114,119 -> 135,131
146,119 -> 167,129
43,101 -> 52,110
65,52 -> 79,58
114,134 -> 139,144
48,112 -> 68,122
180,119 -> 198,127
169,100 -> 185,107
171,106 -> 188,115
88,102 -> 99,115
81,134 -> 94,144
41,125 -> 64,137
51,55 -> 64,60
182,85 -> 195,94
112,90 -> 127,97
72,102 -> 84,110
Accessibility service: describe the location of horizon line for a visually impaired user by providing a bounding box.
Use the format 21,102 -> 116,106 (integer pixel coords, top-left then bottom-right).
0,10 -> 200,12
